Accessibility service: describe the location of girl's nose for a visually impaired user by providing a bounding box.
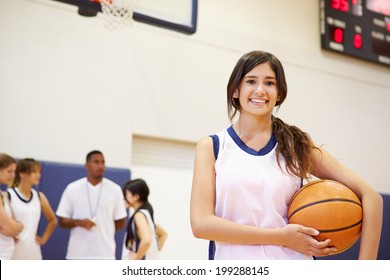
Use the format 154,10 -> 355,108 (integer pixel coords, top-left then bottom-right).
255,86 -> 266,95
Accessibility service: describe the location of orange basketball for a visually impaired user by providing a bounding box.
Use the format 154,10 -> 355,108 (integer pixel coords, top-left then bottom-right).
288,180 -> 362,254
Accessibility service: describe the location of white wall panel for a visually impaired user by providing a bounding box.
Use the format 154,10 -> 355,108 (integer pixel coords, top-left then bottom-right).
130,135 -> 208,259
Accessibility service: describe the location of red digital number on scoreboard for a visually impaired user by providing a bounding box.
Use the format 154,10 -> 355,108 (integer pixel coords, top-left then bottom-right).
331,0 -> 350,12
353,33 -> 363,48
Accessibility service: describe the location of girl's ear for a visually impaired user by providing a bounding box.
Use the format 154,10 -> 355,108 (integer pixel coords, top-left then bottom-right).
233,90 -> 239,98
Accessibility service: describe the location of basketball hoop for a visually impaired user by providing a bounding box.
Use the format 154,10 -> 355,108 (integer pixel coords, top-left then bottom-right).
99,0 -> 138,30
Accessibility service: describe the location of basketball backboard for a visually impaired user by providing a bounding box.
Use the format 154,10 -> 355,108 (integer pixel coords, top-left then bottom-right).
51,0 -> 197,34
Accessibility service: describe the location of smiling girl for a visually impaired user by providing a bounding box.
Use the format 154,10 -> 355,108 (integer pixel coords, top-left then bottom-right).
190,51 -> 382,260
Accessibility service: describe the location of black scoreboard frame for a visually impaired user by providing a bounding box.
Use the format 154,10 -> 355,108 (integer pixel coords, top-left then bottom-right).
320,0 -> 390,67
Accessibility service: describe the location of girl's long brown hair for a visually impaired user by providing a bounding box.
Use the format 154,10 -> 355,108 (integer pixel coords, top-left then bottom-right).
12,158 -> 41,188
122,179 -> 155,251
272,116 -> 318,178
227,51 -> 320,179
0,153 -> 16,170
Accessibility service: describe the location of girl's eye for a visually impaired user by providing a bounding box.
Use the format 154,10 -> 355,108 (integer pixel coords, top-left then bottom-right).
265,81 -> 275,86
246,79 -> 256,85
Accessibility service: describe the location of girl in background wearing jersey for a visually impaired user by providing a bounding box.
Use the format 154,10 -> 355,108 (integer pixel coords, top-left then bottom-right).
190,51 -> 382,260
122,179 -> 167,260
0,153 -> 23,260
9,158 -> 57,259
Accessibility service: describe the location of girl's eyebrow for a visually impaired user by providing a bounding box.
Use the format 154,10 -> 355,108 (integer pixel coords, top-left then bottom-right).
244,75 -> 276,79
243,75 -> 257,79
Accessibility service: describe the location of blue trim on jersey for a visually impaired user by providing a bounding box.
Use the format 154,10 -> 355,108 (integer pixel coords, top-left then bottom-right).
227,125 -> 277,156
210,134 -> 220,160
9,187 -> 38,203
135,236 -> 146,260
208,240 -> 215,260
131,210 -> 147,260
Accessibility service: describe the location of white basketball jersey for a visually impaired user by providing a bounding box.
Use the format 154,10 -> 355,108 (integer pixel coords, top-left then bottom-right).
122,209 -> 160,260
8,187 -> 42,260
0,191 -> 15,260
212,126 -> 312,260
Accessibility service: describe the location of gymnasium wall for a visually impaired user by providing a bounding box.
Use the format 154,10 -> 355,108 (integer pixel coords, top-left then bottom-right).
1,0 -> 389,195
0,0 -> 389,260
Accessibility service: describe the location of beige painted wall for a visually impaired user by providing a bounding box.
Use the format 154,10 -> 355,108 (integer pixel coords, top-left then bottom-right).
1,0 -> 389,193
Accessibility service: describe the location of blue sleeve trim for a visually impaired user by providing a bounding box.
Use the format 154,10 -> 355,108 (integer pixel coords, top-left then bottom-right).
209,134 -> 219,160
208,240 -> 215,260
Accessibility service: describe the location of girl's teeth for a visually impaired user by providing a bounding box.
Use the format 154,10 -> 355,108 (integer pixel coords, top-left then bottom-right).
251,99 -> 266,104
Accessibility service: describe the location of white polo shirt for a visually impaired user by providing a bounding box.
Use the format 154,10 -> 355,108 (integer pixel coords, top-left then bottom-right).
56,177 -> 127,259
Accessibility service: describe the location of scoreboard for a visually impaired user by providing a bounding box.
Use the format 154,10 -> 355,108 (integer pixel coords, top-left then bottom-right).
320,0 -> 390,67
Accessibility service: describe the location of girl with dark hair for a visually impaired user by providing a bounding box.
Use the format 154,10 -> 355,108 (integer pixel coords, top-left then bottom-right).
190,51 -> 382,260
122,179 -> 167,260
8,158 -> 57,259
0,153 -> 23,260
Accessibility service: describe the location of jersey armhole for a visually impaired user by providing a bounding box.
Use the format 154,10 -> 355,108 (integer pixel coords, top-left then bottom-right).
209,134 -> 219,160
6,190 -> 11,202
208,134 -> 218,260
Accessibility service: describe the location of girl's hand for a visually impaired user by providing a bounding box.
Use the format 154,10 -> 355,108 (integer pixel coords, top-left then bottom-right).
36,235 -> 44,245
128,251 -> 137,260
282,224 -> 338,257
14,235 -> 20,244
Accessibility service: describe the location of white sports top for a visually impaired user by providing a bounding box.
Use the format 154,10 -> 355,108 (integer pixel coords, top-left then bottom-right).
8,187 -> 42,260
122,209 -> 160,260
212,126 -> 312,260
0,191 -> 15,260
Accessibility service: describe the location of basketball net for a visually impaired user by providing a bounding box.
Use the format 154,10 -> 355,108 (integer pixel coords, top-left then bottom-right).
99,0 -> 138,30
